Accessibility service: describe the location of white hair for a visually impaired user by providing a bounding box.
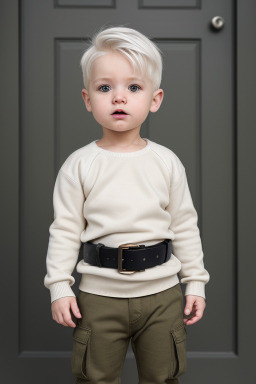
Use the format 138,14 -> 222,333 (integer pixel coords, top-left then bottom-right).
80,26 -> 163,91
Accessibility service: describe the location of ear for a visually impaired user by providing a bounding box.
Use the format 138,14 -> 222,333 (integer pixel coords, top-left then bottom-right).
81,88 -> 92,112
149,89 -> 164,113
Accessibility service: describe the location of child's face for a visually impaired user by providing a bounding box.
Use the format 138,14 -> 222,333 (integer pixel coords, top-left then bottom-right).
82,51 -> 163,134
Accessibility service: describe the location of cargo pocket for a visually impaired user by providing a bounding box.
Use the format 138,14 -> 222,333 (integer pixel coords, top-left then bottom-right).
168,321 -> 187,379
71,325 -> 91,381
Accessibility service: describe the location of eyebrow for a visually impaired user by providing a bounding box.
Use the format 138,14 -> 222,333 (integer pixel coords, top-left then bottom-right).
92,77 -> 145,84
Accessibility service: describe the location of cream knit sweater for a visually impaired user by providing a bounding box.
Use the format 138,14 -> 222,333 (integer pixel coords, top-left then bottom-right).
44,138 -> 210,303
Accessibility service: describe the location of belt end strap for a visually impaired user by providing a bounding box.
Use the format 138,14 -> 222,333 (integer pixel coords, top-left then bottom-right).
96,243 -> 104,267
164,239 -> 172,262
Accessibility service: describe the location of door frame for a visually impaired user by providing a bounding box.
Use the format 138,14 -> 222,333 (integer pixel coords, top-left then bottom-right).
1,0 -> 255,379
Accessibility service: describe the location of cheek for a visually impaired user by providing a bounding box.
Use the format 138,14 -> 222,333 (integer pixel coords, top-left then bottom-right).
90,98 -> 107,114
90,101 -> 109,123
133,94 -> 152,107
134,100 -> 151,115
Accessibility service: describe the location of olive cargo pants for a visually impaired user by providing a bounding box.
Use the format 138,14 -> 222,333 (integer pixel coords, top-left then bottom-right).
72,283 -> 187,384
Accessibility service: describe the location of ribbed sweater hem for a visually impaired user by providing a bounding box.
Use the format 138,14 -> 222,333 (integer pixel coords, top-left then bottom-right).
78,273 -> 180,298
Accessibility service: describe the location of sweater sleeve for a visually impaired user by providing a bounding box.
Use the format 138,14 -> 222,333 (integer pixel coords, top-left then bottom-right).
166,166 -> 210,299
44,169 -> 86,303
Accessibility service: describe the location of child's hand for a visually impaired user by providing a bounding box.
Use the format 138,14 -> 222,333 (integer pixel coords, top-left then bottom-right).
51,297 -> 82,328
183,295 -> 206,325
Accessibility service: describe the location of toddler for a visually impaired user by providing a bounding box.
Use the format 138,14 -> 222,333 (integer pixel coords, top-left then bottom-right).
44,26 -> 210,384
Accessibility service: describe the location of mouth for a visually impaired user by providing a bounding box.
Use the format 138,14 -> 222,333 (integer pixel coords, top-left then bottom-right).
111,109 -> 128,115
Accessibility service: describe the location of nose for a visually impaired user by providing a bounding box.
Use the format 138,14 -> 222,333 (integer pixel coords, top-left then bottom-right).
112,92 -> 127,104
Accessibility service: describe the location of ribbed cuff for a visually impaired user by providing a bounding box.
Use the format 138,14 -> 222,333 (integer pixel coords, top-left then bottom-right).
49,281 -> 76,303
184,281 -> 206,299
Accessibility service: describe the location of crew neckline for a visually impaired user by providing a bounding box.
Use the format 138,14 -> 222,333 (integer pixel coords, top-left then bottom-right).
92,138 -> 151,157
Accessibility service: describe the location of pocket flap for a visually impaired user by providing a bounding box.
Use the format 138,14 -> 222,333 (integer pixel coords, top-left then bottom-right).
171,323 -> 187,344
73,326 -> 91,345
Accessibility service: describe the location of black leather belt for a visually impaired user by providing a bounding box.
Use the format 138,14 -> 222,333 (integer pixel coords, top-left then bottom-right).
82,239 -> 172,274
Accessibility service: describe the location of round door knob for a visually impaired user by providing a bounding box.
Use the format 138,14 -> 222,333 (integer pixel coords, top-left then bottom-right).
211,16 -> 225,30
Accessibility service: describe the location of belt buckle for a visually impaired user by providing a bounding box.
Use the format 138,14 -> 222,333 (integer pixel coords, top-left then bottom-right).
118,243 -> 145,274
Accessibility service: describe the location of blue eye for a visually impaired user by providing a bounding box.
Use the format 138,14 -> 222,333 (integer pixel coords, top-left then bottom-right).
99,85 -> 111,92
129,84 -> 141,92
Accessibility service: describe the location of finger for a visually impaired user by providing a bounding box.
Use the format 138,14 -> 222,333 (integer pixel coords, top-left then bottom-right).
184,302 -> 194,316
184,296 -> 196,315
60,316 -> 69,327
183,318 -> 189,325
56,312 -> 69,327
185,311 -> 203,325
184,315 -> 201,325
70,300 -> 82,319
184,311 -> 196,324
63,310 -> 77,328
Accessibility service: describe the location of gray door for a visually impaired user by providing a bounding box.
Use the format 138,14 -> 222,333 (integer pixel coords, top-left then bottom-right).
1,0 -> 256,383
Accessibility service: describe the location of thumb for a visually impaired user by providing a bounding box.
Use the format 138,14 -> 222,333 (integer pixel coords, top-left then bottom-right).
184,297 -> 194,315
70,299 -> 82,318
